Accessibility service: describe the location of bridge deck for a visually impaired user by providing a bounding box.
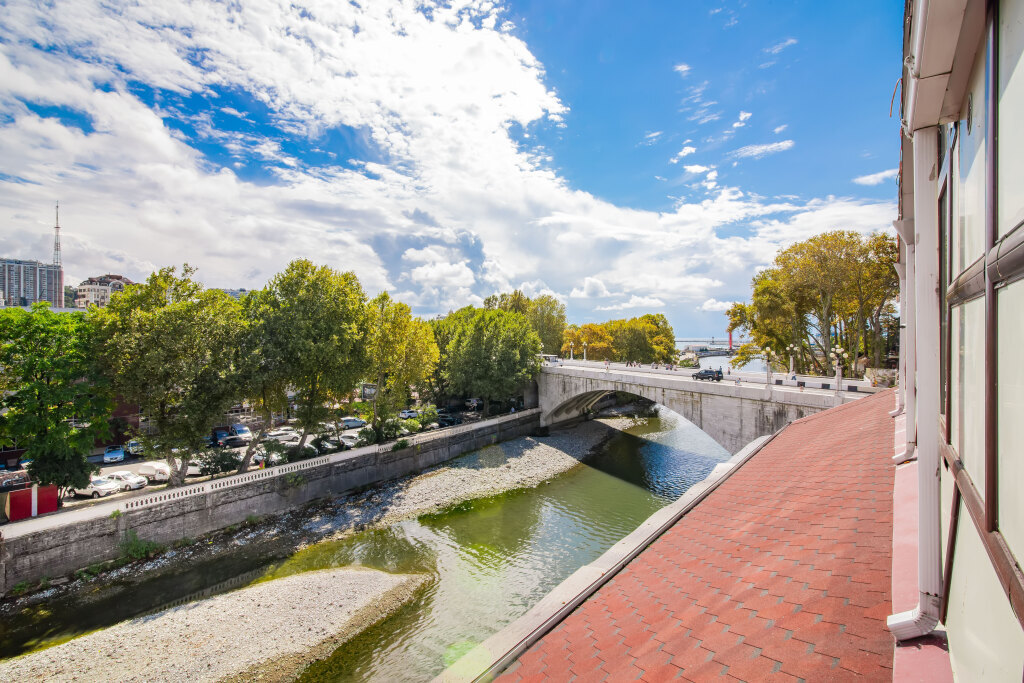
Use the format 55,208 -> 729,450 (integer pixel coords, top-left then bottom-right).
496,389 -> 898,682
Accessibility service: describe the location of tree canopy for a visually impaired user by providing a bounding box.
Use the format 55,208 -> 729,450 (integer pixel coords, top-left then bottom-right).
441,308 -> 542,415
93,265 -> 242,485
0,304 -> 111,493
561,314 -> 676,363
726,230 -> 899,374
364,292 -> 439,440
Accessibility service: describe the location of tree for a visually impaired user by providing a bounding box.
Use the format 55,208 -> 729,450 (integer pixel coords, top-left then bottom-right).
92,266 -> 241,486
526,295 -> 567,355
426,306 -> 476,405
727,231 -> 899,375
364,292 -> 440,442
444,308 -> 541,415
0,304 -> 111,496
258,260 -> 367,449
231,290 -> 292,473
483,289 -> 530,315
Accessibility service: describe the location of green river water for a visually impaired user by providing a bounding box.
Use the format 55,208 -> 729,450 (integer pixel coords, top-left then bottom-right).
0,408 -> 729,681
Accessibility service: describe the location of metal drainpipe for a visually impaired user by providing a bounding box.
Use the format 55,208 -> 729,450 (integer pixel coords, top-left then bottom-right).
888,126 -> 942,640
894,220 -> 917,463
890,254 -> 908,417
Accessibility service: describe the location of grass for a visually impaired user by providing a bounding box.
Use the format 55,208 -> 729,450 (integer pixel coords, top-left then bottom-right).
118,530 -> 165,561
9,580 -> 30,596
109,509 -> 122,520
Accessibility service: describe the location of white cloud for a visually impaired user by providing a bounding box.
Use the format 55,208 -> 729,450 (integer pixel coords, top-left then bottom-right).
699,298 -> 737,312
570,277 -> 611,298
669,146 -> 697,163
674,63 -> 691,77
773,124 -> 788,134
765,38 -> 798,55
596,295 -> 666,311
738,111 -> 752,122
852,168 -> 899,186
730,140 -> 795,159
683,164 -> 710,173
640,130 -> 663,146
0,0 -> 896,333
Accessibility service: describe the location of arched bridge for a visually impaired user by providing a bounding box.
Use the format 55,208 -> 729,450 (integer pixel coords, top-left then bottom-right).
537,363 -> 865,454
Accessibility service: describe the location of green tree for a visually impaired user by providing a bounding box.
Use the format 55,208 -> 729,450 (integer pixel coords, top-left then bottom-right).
0,304 -> 111,496
231,290 -> 291,473
526,295 -> 567,355
93,266 -> 241,486
444,308 -> 541,415
483,289 -> 530,315
258,260 -> 367,449
427,306 -> 476,404
364,292 -> 440,441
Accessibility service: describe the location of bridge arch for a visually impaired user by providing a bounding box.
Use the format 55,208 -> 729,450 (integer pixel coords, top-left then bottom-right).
538,366 -> 847,454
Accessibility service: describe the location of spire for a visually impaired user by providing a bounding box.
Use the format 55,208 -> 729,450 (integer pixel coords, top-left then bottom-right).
53,201 -> 61,267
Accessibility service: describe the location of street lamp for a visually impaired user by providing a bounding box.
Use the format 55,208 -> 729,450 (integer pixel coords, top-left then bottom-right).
764,347 -> 776,386
583,341 -> 588,361
570,341 -> 575,360
829,346 -> 847,393
786,343 -> 798,376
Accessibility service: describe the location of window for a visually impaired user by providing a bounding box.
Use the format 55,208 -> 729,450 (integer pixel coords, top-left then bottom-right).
999,0 -> 1024,236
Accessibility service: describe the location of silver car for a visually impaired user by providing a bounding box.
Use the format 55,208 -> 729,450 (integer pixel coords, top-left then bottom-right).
106,470 -> 148,491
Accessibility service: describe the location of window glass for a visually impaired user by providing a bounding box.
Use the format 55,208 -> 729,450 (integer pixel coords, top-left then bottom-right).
951,299 -> 986,485
999,281 -> 1024,560
950,305 -> 961,450
1000,0 -> 1024,236
957,40 -> 988,273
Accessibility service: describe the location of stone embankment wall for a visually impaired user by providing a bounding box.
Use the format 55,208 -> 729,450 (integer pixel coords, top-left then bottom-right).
0,411 -> 540,593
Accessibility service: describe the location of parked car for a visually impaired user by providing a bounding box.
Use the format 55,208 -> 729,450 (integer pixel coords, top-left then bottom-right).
103,445 -> 126,464
341,417 -> 366,429
220,435 -> 249,449
437,415 -> 463,427
74,477 -> 120,498
138,461 -> 171,482
692,369 -> 723,382
106,470 -> 148,491
339,434 -> 359,449
465,398 -> 482,410
126,440 -> 144,456
265,427 -> 299,442
231,424 -> 253,442
399,409 -> 419,419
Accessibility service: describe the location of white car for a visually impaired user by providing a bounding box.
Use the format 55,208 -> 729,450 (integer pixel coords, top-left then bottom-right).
265,427 -> 299,442
106,470 -> 148,491
74,477 -> 120,499
138,461 -> 171,482
339,434 -> 359,449
399,409 -> 419,419
282,436 -> 318,456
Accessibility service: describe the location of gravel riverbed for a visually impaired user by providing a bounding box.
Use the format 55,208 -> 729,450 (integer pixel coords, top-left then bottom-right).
0,568 -> 425,683
302,417 -> 631,537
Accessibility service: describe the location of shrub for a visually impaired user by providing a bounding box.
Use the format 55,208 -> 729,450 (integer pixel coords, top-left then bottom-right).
244,514 -> 259,527
285,472 -> 306,488
172,537 -> 195,549
402,418 -> 421,433
109,509 -> 123,520
357,426 -> 377,445
392,438 -> 410,451
119,530 -> 165,561
9,581 -> 30,596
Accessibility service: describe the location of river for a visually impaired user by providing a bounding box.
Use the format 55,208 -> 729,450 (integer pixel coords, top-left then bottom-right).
0,407 -> 729,681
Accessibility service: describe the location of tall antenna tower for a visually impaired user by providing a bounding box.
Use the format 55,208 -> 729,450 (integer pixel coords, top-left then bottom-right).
53,201 -> 62,267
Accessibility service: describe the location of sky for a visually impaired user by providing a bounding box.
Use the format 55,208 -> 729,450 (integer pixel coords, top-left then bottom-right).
0,0 -> 902,336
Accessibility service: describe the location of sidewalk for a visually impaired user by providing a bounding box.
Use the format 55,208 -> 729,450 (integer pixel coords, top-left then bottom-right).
494,390 -> 898,681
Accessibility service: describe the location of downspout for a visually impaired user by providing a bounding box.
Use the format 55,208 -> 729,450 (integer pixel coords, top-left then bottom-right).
894,219 -> 917,462
888,127 -> 942,641
889,252 -> 907,418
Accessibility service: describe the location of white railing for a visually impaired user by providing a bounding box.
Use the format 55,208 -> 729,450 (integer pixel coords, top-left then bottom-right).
119,409 -> 540,513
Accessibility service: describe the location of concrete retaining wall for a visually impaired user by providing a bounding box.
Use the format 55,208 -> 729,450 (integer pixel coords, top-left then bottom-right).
0,411 -> 540,593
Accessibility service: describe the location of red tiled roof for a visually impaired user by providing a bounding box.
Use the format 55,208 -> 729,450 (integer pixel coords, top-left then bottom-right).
498,390 -> 896,682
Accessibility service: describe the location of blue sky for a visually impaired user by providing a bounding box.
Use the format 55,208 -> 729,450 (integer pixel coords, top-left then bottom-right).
0,0 -> 901,336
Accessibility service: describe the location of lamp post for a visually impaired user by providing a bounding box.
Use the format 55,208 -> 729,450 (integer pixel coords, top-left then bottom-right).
764,347 -> 775,386
786,343 -> 797,376
583,341 -> 588,361
570,342 -> 574,360
829,346 -> 848,393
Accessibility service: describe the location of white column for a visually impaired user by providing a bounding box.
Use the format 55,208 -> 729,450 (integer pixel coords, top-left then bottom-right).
891,253 -> 908,416
888,126 -> 942,640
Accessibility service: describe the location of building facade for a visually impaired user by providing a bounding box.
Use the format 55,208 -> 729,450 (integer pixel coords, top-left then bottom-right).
893,0 -> 1024,679
0,258 -> 63,308
74,274 -> 134,308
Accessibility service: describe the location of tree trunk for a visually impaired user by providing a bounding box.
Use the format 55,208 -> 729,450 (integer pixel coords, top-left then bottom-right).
237,424 -> 269,474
